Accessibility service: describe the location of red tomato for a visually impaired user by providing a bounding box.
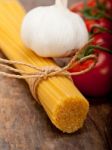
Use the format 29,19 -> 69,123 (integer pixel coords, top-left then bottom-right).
85,19 -> 97,32
97,18 -> 112,30
69,59 -> 94,73
70,2 -> 84,12
93,33 -> 112,79
93,33 -> 112,50
104,0 -> 112,14
69,0 -> 112,97
88,0 -> 96,7
84,18 -> 112,33
68,33 -> 112,97
70,0 -> 96,12
70,1 -> 112,32
70,0 -> 112,22
70,0 -> 96,16
70,2 -> 84,16
69,51 -> 111,97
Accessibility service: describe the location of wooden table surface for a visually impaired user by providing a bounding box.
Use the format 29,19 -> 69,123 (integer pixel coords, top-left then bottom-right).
0,0 -> 112,150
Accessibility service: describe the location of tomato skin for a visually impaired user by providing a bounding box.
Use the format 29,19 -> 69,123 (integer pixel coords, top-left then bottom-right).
70,1 -> 112,32
105,0 -> 112,14
93,33 -> 112,50
70,51 -> 111,97
96,18 -> 112,30
88,0 -> 96,7
98,18 -> 112,28
84,18 -> 112,32
70,2 -> 83,12
70,0 -> 96,12
70,2 -> 84,16
69,33 -> 112,97
70,0 -> 96,16
85,19 -> 96,32
69,59 -> 94,73
70,1 -> 112,96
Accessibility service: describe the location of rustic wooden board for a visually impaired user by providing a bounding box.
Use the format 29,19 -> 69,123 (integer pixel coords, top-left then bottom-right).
0,0 -> 112,150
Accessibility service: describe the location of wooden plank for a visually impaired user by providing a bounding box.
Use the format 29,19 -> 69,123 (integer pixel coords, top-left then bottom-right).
0,0 -> 111,150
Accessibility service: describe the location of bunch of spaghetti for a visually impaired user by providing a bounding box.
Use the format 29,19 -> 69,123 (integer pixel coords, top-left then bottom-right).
0,0 -> 89,133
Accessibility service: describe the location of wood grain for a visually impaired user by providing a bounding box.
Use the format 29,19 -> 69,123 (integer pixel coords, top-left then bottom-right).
0,0 -> 112,150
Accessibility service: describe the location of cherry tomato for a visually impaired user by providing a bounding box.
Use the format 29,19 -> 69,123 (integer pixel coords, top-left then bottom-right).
104,0 -> 112,14
70,2 -> 84,12
81,18 -> 112,36
93,33 -> 112,50
69,59 -> 94,73
69,51 -> 111,97
70,2 -> 84,16
70,0 -> 112,21
68,33 -> 112,97
85,19 -> 97,32
93,33 -> 112,78
88,0 -> 96,7
70,0 -> 96,16
70,1 -> 112,32
95,18 -> 112,31
69,1 -> 112,97
70,0 -> 96,12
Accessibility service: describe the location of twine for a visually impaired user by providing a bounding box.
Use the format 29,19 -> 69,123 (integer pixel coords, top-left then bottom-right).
0,42 -> 97,103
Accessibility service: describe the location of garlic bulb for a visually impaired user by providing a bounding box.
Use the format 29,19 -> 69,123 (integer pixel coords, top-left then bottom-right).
21,0 -> 89,58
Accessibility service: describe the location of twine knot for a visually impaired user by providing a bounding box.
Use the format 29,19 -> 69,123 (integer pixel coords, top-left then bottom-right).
0,41 -> 97,103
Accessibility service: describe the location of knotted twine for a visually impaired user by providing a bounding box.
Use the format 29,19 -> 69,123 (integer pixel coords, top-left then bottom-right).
0,42 -> 97,103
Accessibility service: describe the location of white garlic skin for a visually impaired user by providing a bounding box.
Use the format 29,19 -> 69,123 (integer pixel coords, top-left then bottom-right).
21,5 -> 89,58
